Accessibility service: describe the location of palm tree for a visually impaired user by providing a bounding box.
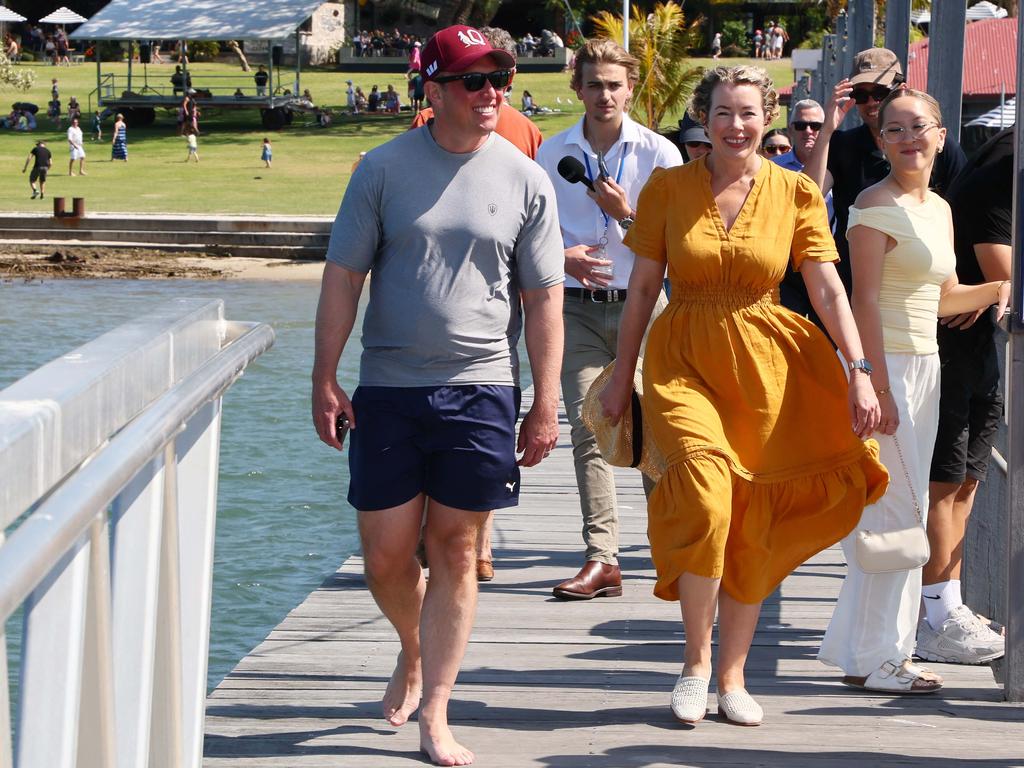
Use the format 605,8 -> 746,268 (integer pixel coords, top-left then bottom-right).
590,2 -> 704,131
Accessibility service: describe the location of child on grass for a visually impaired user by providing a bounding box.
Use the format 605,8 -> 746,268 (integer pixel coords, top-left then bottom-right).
185,130 -> 199,162
261,137 -> 272,168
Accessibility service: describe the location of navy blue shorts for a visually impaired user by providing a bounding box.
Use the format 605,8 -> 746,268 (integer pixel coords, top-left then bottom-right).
347,385 -> 521,512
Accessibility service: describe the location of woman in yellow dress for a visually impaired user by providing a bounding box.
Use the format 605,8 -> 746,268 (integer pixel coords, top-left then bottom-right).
599,66 -> 889,726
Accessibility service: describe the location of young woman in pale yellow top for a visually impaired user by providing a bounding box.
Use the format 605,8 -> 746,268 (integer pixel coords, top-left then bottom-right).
818,87 -> 1011,693
599,66 -> 888,726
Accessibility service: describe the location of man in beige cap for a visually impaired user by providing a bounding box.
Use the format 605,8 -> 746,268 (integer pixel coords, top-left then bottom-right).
794,48 -> 966,331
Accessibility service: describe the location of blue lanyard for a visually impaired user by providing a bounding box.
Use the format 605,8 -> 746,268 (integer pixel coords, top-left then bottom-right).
582,145 -> 628,228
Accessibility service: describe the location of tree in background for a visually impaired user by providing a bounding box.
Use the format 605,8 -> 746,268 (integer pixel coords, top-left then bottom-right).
0,52 -> 34,91
591,2 -> 703,131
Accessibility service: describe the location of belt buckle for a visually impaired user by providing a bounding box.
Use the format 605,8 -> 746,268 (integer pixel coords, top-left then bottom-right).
589,289 -> 602,303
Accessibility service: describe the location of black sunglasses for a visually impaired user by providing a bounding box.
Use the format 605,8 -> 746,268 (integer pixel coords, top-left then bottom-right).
792,120 -> 823,131
432,69 -> 513,92
852,85 -> 892,104
684,141 -> 710,149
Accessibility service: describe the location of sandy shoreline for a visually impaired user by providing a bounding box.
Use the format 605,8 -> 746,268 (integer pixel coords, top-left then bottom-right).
0,246 -> 326,282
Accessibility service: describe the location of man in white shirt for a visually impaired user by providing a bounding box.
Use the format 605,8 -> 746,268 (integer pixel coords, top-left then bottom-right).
66,116 -> 86,176
536,38 -> 682,601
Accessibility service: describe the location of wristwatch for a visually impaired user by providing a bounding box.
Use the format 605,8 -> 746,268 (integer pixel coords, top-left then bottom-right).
618,214 -> 635,230
848,358 -> 873,376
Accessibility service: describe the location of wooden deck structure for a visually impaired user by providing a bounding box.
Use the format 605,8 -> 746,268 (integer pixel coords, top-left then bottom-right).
203,397 -> 1024,766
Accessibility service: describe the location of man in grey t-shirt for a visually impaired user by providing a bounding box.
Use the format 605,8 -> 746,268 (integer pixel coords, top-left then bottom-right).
312,25 -> 563,766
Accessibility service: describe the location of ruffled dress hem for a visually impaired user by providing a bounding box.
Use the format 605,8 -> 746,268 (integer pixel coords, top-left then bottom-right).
650,439 -> 887,605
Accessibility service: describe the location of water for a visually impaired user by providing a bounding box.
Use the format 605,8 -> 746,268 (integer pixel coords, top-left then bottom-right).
0,278 -> 362,691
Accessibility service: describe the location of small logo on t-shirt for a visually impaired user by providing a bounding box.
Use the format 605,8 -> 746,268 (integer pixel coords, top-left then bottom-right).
488,203 -> 497,216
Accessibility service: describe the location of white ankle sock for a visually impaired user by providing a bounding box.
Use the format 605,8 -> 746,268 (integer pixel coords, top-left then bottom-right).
922,579 -> 962,629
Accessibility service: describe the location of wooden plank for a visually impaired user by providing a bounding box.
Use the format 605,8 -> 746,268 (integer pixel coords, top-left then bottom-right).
204,395 -> 1024,765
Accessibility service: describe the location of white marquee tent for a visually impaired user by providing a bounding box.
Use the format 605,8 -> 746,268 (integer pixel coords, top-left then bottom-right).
70,0 -> 326,42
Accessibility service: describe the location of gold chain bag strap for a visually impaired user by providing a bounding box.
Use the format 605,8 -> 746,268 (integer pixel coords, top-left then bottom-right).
854,435 -> 930,573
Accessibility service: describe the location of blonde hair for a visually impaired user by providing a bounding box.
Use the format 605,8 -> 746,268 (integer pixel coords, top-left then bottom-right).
570,38 -> 639,91
688,65 -> 780,125
878,87 -> 943,127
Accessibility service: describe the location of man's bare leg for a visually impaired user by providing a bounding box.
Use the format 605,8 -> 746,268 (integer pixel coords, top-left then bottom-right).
358,495 -> 427,726
419,500 -> 486,766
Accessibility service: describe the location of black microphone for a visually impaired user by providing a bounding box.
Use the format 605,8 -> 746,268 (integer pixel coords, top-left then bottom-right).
557,155 -> 594,192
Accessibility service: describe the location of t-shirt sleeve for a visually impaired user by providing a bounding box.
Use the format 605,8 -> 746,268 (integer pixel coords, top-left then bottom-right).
622,166 -> 670,264
514,173 -> 565,290
791,174 -> 839,271
969,175 -> 1012,247
325,155 -> 382,273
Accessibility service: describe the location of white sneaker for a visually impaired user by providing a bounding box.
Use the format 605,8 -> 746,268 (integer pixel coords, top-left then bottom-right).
916,604 -> 1004,664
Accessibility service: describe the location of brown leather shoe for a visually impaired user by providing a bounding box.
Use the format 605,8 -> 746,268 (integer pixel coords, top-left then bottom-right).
552,561 -> 622,600
476,559 -> 494,582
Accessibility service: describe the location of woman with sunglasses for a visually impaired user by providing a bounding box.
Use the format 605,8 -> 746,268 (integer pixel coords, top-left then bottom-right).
817,87 -> 1011,693
760,128 -> 790,157
600,65 -> 887,726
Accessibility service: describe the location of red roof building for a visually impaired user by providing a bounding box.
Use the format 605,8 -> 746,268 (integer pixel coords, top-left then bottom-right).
906,17 -> 1016,122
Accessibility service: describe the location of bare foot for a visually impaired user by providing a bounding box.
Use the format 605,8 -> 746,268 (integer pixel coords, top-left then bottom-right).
383,651 -> 421,726
420,721 -> 474,766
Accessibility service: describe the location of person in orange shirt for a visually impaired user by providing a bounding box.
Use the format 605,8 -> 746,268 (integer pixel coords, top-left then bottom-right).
409,26 -> 543,160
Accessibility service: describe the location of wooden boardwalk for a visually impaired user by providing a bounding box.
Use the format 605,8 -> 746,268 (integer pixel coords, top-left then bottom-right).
204,400 -> 1024,767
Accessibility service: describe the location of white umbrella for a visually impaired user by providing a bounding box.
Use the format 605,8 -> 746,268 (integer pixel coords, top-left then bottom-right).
38,7 -> 88,25
0,7 -> 27,23
967,1 -> 1009,20
966,98 -> 1015,128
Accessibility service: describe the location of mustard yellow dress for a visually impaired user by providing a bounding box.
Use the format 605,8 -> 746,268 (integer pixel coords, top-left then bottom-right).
623,158 -> 888,604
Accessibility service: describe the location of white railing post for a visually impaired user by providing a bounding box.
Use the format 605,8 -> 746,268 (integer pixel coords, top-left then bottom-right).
150,444 -> 184,768
174,400 -> 223,768
77,515 -> 116,768
15,536 -> 91,768
110,455 -> 167,768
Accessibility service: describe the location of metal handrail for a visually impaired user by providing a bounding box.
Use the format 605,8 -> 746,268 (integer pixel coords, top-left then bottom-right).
0,320 -> 273,624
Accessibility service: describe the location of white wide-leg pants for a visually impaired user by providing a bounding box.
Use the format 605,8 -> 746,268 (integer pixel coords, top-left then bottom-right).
819,352 -> 940,677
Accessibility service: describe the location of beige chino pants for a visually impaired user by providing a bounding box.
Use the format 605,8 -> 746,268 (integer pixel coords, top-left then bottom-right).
560,290 -> 666,564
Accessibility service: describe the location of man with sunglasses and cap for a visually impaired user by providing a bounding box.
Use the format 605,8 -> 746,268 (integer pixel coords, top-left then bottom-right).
796,48 -> 966,331
536,38 -> 682,603
312,24 -> 564,767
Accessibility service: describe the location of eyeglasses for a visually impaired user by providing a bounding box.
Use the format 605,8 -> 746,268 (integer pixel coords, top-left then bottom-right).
851,85 -> 892,104
432,69 -> 513,92
685,141 -> 710,149
763,144 -> 791,155
880,122 -> 939,143
791,120 -> 823,131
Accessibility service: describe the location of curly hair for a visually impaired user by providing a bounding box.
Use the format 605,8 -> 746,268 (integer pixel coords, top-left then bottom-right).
479,26 -> 517,57
687,65 -> 780,126
878,87 -> 943,128
570,38 -> 639,91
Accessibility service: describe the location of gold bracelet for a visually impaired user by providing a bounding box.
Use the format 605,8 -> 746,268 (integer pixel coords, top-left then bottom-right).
875,387 -> 890,395
996,280 -> 1010,302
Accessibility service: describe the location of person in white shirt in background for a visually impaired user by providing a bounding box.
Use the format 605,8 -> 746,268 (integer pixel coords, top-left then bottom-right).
536,38 -> 682,601
66,116 -> 86,176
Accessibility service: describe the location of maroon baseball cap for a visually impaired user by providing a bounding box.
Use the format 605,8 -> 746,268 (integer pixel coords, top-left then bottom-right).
421,25 -> 516,82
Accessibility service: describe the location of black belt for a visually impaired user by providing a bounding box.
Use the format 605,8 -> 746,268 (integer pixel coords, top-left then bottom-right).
564,287 -> 628,303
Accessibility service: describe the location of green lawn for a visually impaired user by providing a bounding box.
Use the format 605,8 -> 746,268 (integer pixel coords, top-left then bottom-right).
0,57 -> 793,216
